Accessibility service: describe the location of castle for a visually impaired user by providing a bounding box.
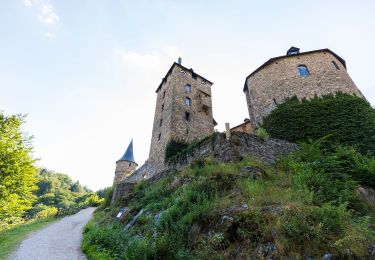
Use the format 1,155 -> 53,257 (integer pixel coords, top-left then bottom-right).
112,47 -> 364,195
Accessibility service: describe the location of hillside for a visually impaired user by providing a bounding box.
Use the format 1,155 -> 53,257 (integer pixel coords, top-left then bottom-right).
83,140 -> 375,259
82,94 -> 375,259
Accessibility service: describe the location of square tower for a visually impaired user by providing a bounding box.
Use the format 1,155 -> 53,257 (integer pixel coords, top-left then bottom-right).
148,62 -> 215,173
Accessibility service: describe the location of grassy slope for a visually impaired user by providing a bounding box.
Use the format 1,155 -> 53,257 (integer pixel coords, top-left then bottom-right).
0,218 -> 59,259
82,149 -> 375,259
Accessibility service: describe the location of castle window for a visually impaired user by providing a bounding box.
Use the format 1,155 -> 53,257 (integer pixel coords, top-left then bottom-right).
157,133 -> 161,141
273,98 -> 277,105
202,106 -> 209,116
160,119 -> 163,127
185,112 -> 190,121
161,103 -> 164,111
192,72 -> 197,80
332,61 -> 340,70
297,65 -> 309,77
162,91 -> 166,99
185,84 -> 191,93
185,97 -> 191,106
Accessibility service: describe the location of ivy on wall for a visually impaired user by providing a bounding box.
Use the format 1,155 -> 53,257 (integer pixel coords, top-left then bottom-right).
262,92 -> 375,155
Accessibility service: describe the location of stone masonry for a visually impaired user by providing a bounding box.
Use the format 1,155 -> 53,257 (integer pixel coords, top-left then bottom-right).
113,160 -> 137,185
244,48 -> 364,124
147,62 -> 215,176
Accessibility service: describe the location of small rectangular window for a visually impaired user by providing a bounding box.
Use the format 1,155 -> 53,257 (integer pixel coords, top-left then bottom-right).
332,61 -> 340,70
202,106 -> 209,116
160,119 -> 162,127
162,91 -> 165,99
157,133 -> 161,141
192,72 -> 197,80
185,97 -> 191,106
185,112 -> 190,121
185,84 -> 191,93
161,103 -> 164,111
297,65 -> 309,77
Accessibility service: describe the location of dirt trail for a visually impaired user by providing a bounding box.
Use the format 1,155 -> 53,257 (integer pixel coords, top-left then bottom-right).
10,207 -> 95,260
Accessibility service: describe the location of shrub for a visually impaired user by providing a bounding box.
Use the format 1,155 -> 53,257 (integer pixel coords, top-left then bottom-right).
84,194 -> 104,207
262,93 -> 375,155
255,127 -> 270,140
34,206 -> 58,220
165,139 -> 189,161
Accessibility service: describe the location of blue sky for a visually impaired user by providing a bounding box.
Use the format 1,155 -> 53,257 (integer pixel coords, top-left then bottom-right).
1,0 -> 374,190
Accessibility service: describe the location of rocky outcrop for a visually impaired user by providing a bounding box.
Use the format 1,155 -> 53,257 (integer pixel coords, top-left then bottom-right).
112,132 -> 298,203
168,132 -> 298,170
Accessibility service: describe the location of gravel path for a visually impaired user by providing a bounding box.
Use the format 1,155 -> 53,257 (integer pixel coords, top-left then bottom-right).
10,207 -> 96,260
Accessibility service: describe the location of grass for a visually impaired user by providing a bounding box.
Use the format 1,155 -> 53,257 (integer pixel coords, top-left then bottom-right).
0,217 -> 59,259
82,150 -> 375,259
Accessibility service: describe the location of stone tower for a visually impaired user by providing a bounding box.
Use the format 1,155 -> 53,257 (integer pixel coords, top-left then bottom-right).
113,139 -> 138,185
148,61 -> 215,174
243,47 -> 364,124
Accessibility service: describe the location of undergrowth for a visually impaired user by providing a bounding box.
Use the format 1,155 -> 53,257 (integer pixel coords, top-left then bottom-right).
83,141 -> 375,259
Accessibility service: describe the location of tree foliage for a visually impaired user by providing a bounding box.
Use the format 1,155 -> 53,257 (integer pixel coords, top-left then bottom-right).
26,168 -> 94,219
0,113 -> 37,229
262,93 -> 375,155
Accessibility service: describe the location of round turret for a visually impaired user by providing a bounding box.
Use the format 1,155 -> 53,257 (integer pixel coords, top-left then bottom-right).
113,140 -> 138,185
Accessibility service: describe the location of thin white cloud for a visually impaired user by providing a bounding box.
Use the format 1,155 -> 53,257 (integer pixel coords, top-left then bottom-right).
38,3 -> 59,24
45,32 -> 56,39
23,0 -> 59,25
23,0 -> 33,7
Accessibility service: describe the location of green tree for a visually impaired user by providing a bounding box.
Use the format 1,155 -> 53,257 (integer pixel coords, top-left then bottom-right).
70,181 -> 84,193
0,113 -> 37,229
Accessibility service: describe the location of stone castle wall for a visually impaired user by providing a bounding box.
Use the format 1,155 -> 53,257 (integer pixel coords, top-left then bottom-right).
113,160 -> 138,185
231,121 -> 256,135
119,132 -> 298,188
148,63 -> 215,176
245,51 -> 364,124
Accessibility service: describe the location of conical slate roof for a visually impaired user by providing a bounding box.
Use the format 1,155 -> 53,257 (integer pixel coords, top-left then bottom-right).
118,139 -> 135,162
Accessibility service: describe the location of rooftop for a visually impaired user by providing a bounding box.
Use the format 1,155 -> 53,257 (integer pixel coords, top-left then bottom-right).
243,48 -> 347,92
117,139 -> 135,163
156,62 -> 213,93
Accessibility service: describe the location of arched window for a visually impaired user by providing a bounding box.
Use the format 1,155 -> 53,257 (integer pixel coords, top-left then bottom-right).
297,65 -> 309,77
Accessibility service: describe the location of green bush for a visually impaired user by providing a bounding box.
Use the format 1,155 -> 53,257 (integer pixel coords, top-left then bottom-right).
165,139 -> 189,161
34,206 -> 58,220
255,127 -> 270,140
262,93 -> 375,155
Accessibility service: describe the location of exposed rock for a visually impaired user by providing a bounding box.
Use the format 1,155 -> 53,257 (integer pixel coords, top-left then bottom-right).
356,186 -> 375,205
115,207 -> 130,220
220,215 -> 234,225
153,211 -> 164,223
241,166 -> 264,179
261,205 -> 283,215
322,253 -> 334,260
124,209 -> 144,231
170,177 -> 181,189
255,242 -> 277,258
241,203 -> 249,209
369,244 -> 375,256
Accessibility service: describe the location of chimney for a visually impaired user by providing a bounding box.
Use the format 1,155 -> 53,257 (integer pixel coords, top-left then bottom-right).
178,57 -> 182,65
